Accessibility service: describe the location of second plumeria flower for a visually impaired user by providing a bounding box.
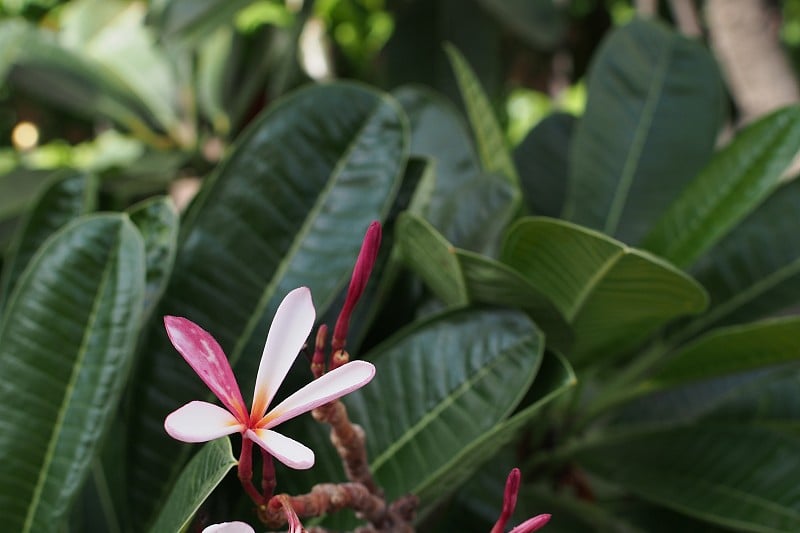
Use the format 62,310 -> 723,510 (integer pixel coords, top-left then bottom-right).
163,287 -> 375,469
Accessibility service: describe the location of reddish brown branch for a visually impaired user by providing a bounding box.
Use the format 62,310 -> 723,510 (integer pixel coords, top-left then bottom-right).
312,399 -> 380,495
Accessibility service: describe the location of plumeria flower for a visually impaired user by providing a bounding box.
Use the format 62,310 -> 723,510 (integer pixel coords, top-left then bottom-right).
202,522 -> 254,533
163,287 -> 376,469
491,468 -> 551,533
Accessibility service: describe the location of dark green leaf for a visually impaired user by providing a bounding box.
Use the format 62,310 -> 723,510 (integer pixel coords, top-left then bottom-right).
395,211 -> 468,307
502,217 -> 708,363
514,112 -> 574,217
150,0 -> 256,46
127,82 -> 407,523
396,212 -> 571,347
680,178 -> 800,339
126,196 -> 179,320
473,0 -> 566,49
575,423 -> 800,532
563,19 -> 724,243
416,350 -> 574,509
643,105 -> 800,267
0,214 -> 145,532
444,44 -> 520,191
148,438 -> 237,533
649,317 -> 800,389
351,308 -> 543,502
0,170 -> 97,312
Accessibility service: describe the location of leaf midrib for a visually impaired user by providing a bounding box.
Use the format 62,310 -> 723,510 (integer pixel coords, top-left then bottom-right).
22,224 -> 120,532
228,97 -> 393,368
369,334 -> 536,472
604,36 -> 673,235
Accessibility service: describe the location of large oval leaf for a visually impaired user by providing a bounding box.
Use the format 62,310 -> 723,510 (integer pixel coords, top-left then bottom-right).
351,308 -> 543,503
563,19 -> 724,243
574,423 -> 800,532
648,317 -> 800,390
0,214 -> 145,532
396,212 -> 571,348
0,170 -> 97,311
643,105 -> 800,268
679,178 -> 800,339
127,82 -> 407,523
502,217 -> 708,363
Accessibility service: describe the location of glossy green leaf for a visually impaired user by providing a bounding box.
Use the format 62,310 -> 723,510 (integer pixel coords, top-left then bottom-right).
0,170 -> 97,311
514,112 -> 574,217
680,178 -> 800,339
394,85 -> 515,253
458,251 -> 572,351
127,82 -> 407,523
575,423 -> 800,532
444,44 -> 520,190
396,212 -> 571,347
643,105 -> 800,267
350,308 -> 543,502
417,350 -> 574,509
395,211 -> 468,307
649,317 -> 800,389
474,0 -> 566,49
148,438 -> 237,533
126,196 -> 179,320
563,19 -> 724,243
0,214 -> 145,532
502,217 -> 708,363
150,0 -> 255,46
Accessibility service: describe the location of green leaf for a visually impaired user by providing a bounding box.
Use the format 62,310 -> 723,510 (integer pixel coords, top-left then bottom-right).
416,350 -> 574,510
126,196 -> 179,320
396,212 -> 571,347
150,0 -> 256,46
148,438 -> 237,533
351,308 -> 543,502
473,0 -> 566,49
0,170 -> 97,311
9,26 -> 168,144
396,211 -> 468,307
643,105 -> 800,267
680,178 -> 800,339
394,85 -> 514,253
514,112 -> 574,217
0,214 -> 145,532
502,217 -> 708,363
127,82 -> 407,523
443,44 -> 520,190
563,19 -> 724,243
575,423 -> 800,532
648,317 -> 800,389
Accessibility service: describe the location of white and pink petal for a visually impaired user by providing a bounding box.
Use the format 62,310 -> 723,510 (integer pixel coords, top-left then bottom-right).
260,360 -> 375,429
246,428 -> 315,470
165,401 -> 244,443
164,316 -> 248,421
250,287 -> 316,420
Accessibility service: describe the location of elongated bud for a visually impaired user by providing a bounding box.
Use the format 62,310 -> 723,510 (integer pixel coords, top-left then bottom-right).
278,494 -> 307,533
492,468 -> 550,533
509,514 -> 551,533
331,221 -> 382,360
491,468 -> 521,533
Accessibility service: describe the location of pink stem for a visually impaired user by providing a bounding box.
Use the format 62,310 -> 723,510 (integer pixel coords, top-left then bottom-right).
238,437 -> 265,505
261,447 -> 277,501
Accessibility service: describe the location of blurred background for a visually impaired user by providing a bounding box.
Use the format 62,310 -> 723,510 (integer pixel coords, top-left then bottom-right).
0,0 -> 797,252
